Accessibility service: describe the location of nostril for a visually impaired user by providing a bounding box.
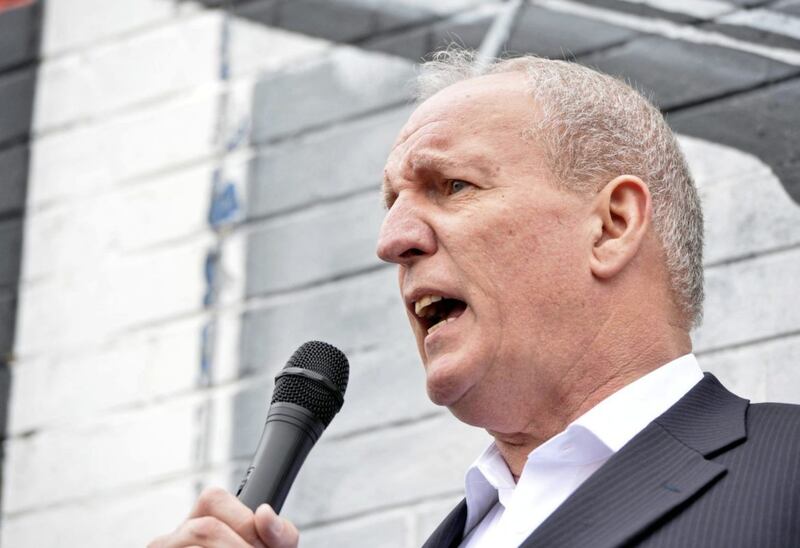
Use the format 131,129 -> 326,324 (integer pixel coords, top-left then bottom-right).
399,248 -> 425,259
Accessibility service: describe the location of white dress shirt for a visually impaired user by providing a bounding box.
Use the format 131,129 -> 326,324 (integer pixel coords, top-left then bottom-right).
460,353 -> 704,548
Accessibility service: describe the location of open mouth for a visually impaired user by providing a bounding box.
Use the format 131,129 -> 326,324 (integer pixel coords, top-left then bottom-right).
414,295 -> 468,335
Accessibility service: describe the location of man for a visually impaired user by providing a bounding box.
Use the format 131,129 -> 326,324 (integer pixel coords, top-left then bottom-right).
149,50 -> 800,547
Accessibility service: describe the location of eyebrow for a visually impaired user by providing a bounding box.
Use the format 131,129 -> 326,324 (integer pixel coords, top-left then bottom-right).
382,150 -> 495,208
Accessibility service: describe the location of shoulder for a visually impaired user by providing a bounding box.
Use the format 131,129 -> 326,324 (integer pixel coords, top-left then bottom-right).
742,401 -> 800,453
746,401 -> 800,426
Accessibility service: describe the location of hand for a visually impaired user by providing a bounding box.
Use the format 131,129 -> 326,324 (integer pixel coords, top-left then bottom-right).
148,486 -> 299,548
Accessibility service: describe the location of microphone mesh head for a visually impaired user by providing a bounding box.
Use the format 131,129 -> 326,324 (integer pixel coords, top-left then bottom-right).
272,341 -> 349,427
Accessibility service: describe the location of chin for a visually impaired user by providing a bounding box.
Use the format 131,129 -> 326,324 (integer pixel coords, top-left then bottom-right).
425,373 -> 494,429
424,359 -> 471,407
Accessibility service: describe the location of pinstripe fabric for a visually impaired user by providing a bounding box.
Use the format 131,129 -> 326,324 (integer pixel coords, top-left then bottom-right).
422,374 -> 800,548
422,499 -> 467,548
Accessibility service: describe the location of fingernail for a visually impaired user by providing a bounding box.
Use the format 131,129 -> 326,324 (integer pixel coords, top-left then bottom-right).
270,516 -> 284,536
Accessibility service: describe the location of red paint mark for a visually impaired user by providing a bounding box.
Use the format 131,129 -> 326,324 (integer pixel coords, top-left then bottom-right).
0,0 -> 33,12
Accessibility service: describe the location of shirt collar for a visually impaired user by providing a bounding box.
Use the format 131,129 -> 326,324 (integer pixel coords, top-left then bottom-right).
573,353 -> 704,452
462,353 -> 704,531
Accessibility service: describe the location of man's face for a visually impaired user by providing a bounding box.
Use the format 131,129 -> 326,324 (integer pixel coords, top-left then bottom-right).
376,73 -> 595,429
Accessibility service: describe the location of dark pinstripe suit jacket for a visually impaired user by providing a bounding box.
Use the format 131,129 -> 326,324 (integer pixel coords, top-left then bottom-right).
422,374 -> 800,547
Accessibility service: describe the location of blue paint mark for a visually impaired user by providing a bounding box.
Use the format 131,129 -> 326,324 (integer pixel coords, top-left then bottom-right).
209,171 -> 241,228
226,117 -> 251,152
203,250 -> 219,307
199,321 -> 213,384
662,482 -> 681,493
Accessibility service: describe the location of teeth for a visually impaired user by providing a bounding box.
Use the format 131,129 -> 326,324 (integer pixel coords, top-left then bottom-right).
427,319 -> 447,334
414,295 -> 443,317
426,316 -> 458,335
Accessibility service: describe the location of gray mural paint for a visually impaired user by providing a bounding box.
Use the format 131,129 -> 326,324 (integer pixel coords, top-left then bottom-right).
213,0 -> 800,206
0,0 -> 41,515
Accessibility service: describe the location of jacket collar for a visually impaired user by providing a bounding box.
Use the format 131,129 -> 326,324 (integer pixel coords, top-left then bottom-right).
421,499 -> 467,548
519,373 -> 748,547
421,374 -> 748,548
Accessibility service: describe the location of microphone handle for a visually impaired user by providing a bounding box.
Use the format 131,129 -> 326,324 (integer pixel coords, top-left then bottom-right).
236,402 -> 325,513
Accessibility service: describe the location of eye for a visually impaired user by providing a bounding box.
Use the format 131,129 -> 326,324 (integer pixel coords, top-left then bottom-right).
447,180 -> 471,194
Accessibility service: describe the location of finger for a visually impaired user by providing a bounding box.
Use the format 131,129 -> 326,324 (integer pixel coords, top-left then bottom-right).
158,516 -> 252,548
254,504 -> 299,548
189,486 -> 265,547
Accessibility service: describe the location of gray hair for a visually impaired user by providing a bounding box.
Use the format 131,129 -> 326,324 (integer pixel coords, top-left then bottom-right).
416,49 -> 704,328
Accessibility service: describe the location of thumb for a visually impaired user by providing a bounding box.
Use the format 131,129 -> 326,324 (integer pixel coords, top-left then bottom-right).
254,504 -> 299,548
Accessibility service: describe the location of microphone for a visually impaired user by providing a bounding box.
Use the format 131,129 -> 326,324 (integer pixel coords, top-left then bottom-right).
236,340 -> 349,513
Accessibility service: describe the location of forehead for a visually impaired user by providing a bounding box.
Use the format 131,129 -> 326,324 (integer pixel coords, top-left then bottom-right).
383,72 -> 537,186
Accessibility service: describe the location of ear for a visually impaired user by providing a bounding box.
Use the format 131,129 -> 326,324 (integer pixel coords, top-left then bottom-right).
589,175 -> 652,279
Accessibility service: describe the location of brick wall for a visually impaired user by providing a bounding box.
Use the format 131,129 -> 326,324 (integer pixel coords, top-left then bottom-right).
2,1 -> 799,546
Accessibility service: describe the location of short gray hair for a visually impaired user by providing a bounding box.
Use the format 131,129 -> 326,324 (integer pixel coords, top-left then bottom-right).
416,49 -> 704,327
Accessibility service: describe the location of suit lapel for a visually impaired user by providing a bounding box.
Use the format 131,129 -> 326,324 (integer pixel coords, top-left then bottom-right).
422,499 -> 467,548
520,374 -> 748,548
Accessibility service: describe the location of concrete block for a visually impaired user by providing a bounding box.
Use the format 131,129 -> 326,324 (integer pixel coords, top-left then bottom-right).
28,91 -> 218,207
414,496 -> 464,546
34,12 -> 220,132
430,5 -> 639,59
763,336 -> 800,404
726,0 -> 786,7
35,9 -> 331,131
277,0 -> 378,42
429,10 -> 495,52
15,237 -> 209,356
373,1 -> 440,33
227,16 -> 331,79
301,509 -> 411,548
232,0 -> 280,26
240,266 -> 409,376
564,0 -> 710,23
363,24 -> 433,61
699,333 -> 800,404
247,105 -> 411,218
582,35 -> 799,111
0,219 -> 22,287
509,5 -> 640,58
374,0 -> 489,16
0,359 -> 9,436
0,67 -> 35,145
3,398 -> 202,512
40,0 -> 200,55
678,135 -> 800,265
245,190 -> 385,296
670,78 -> 800,206
773,0 -> 800,17
281,413 -> 490,525
0,2 -> 40,72
0,291 -> 15,357
0,145 -> 28,216
22,163 -> 213,282
1,479 -> 197,548
702,22 -> 800,52
250,47 -> 414,143
9,315 -> 203,434
694,247 -> 800,352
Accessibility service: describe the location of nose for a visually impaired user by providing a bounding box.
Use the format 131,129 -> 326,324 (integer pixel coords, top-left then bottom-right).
376,195 -> 437,265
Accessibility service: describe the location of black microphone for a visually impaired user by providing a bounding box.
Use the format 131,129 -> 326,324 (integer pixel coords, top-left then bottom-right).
236,341 -> 349,513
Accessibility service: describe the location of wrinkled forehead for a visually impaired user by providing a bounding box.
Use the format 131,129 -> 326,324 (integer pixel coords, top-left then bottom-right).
396,71 -> 531,146
383,73 -> 536,186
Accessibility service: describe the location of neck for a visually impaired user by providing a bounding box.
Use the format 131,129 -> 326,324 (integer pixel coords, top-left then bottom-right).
489,325 -> 692,477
